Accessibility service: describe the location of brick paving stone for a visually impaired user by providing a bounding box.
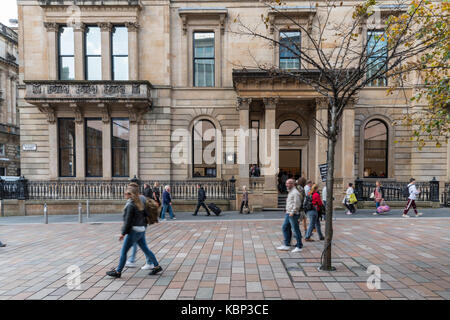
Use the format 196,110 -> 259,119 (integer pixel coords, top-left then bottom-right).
196,287 -> 214,299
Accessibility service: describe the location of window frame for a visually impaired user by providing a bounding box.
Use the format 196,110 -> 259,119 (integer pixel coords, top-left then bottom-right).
58,25 -> 75,81
84,25 -> 102,81
111,117 -> 130,178
85,118 -> 103,178
363,119 -> 389,178
366,30 -> 388,87
0,144 -> 5,156
58,118 -> 76,178
192,119 -> 217,178
279,30 -> 301,70
193,31 -> 215,87
111,25 -> 129,81
278,120 -> 302,136
251,120 -> 260,165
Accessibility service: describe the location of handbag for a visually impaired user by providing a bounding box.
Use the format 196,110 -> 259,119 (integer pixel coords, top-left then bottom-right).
349,193 -> 358,204
369,192 -> 375,199
243,205 -> 250,214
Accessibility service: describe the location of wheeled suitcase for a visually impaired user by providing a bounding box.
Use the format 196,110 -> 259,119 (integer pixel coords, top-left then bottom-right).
208,203 -> 222,216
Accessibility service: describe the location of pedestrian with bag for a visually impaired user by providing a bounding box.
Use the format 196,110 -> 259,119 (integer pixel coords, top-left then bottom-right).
296,177 -> 308,233
152,182 -> 161,207
193,184 -> 211,216
402,178 -> 423,218
372,181 -> 386,215
240,186 -> 249,214
161,185 -> 176,220
277,179 -> 304,253
304,184 -> 325,241
106,185 -> 162,278
343,183 -> 357,215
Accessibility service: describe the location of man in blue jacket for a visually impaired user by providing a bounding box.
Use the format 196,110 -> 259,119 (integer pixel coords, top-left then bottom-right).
193,184 -> 211,216
161,185 -> 176,220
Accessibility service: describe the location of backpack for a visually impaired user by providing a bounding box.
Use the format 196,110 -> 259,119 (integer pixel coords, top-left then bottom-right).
303,195 -> 314,211
402,185 -> 410,198
144,198 -> 160,225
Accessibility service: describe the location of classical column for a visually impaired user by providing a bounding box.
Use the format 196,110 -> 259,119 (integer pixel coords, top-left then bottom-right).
127,104 -> 140,178
44,22 -> 59,80
44,104 -> 58,179
73,106 -> 85,178
100,104 -> 112,179
263,97 -> 278,192
237,98 -> 251,189
315,98 -> 329,184
125,22 -> 139,80
341,101 -> 355,187
98,22 -> 112,80
74,23 -> 86,80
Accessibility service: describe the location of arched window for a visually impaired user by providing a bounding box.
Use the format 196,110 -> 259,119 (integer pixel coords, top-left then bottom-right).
192,119 -> 216,177
364,119 -> 388,178
279,120 -> 302,136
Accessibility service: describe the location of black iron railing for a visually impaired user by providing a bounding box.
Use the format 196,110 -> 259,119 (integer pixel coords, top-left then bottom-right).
0,176 -> 236,201
354,177 -> 440,202
443,183 -> 450,207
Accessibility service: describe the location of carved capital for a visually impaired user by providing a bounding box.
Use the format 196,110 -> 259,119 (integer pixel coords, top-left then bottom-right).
263,97 -> 279,110
180,15 -> 187,35
315,97 -> 329,110
125,22 -> 140,32
43,22 -> 58,32
69,103 -> 83,123
98,22 -> 113,32
98,103 -> 110,123
73,23 -> 86,33
236,97 -> 252,111
38,103 -> 56,124
126,104 -> 146,124
219,13 -> 226,35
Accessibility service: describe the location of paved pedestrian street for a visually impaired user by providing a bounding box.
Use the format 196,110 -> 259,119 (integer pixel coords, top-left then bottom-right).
0,217 -> 449,300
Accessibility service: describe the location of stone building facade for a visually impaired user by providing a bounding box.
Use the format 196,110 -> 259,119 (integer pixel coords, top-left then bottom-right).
16,0 -> 449,210
0,23 -> 19,177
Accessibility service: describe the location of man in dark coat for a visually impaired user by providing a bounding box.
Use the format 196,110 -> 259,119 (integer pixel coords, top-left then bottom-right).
193,184 -> 211,216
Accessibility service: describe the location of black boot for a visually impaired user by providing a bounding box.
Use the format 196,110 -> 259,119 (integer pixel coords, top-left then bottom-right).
149,265 -> 162,275
106,269 -> 121,278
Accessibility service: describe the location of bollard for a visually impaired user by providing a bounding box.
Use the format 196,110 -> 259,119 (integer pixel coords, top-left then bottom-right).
78,202 -> 83,224
86,199 -> 90,220
44,203 -> 48,224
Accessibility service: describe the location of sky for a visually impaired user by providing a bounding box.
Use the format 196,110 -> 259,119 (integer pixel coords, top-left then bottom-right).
0,0 -> 18,27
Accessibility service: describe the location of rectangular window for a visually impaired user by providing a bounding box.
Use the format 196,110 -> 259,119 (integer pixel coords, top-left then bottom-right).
0,144 -> 5,156
367,30 -> 388,86
112,118 -> 130,177
0,168 -> 5,176
58,118 -> 76,177
194,32 -> 215,87
85,119 -> 103,177
280,31 -> 301,70
250,120 -> 260,165
85,26 -> 102,80
58,26 -> 75,80
112,26 -> 129,80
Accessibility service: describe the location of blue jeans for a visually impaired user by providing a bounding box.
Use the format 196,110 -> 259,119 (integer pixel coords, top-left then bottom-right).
127,227 -> 147,264
161,204 -> 174,219
282,214 -> 303,248
116,230 -> 159,273
306,210 -> 324,239
375,201 -> 381,208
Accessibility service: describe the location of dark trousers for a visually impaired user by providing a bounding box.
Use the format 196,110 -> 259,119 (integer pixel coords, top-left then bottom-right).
403,199 -> 418,215
194,201 -> 210,215
345,202 -> 356,213
240,201 -> 248,213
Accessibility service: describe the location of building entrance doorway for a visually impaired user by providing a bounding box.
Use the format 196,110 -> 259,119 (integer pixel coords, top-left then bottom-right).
278,149 -> 302,193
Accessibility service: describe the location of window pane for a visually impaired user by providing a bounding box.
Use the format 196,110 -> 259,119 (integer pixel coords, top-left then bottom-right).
194,59 -> 214,87
193,120 -> 216,177
86,27 -> 101,55
367,31 -> 387,86
58,119 -> 75,177
60,56 -> 75,80
279,120 -> 301,136
86,56 -> 102,80
112,27 -> 128,56
59,27 -> 74,55
280,31 -> 301,58
113,56 -> 129,80
112,119 -> 129,177
194,32 -> 214,58
364,120 -> 388,178
86,119 -> 103,177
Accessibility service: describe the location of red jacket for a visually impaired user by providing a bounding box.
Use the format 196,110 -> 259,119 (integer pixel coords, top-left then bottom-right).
312,192 -> 323,211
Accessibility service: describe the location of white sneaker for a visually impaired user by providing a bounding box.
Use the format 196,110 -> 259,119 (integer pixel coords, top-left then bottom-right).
291,247 -> 303,253
172,217 -> 177,220
346,211 -> 352,215
141,263 -> 154,270
277,245 -> 291,251
373,212 -> 378,215
402,214 -> 410,218
125,261 -> 137,268
416,212 -> 423,217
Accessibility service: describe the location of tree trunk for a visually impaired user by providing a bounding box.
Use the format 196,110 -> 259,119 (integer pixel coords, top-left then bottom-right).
321,126 -> 337,271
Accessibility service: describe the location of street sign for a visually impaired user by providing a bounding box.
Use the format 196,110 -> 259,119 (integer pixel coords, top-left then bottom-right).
319,163 -> 328,182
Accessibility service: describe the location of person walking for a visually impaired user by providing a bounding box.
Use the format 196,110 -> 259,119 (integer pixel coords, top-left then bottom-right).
193,184 -> 211,216
161,185 -> 176,220
321,185 -> 327,221
343,183 -> 357,215
403,178 -> 423,218
304,181 -> 312,197
372,181 -> 384,215
143,183 -> 152,198
304,184 -> 325,241
106,185 -> 162,278
277,179 -> 303,253
296,177 -> 308,233
239,186 -> 249,214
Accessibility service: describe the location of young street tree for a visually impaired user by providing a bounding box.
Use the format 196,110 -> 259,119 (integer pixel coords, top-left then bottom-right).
232,0 -> 447,270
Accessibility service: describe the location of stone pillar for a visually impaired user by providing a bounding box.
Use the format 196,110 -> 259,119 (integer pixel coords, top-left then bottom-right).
74,24 -> 86,80
237,98 -> 251,189
75,118 -> 85,179
128,104 -> 139,178
99,23 -> 112,80
48,116 -> 58,179
341,102 -> 355,187
100,104 -> 112,179
44,22 -> 59,80
315,98 -> 329,184
263,98 -> 278,208
126,22 -> 139,80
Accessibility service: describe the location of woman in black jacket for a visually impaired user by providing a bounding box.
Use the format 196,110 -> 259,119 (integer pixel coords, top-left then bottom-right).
107,185 -> 162,278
